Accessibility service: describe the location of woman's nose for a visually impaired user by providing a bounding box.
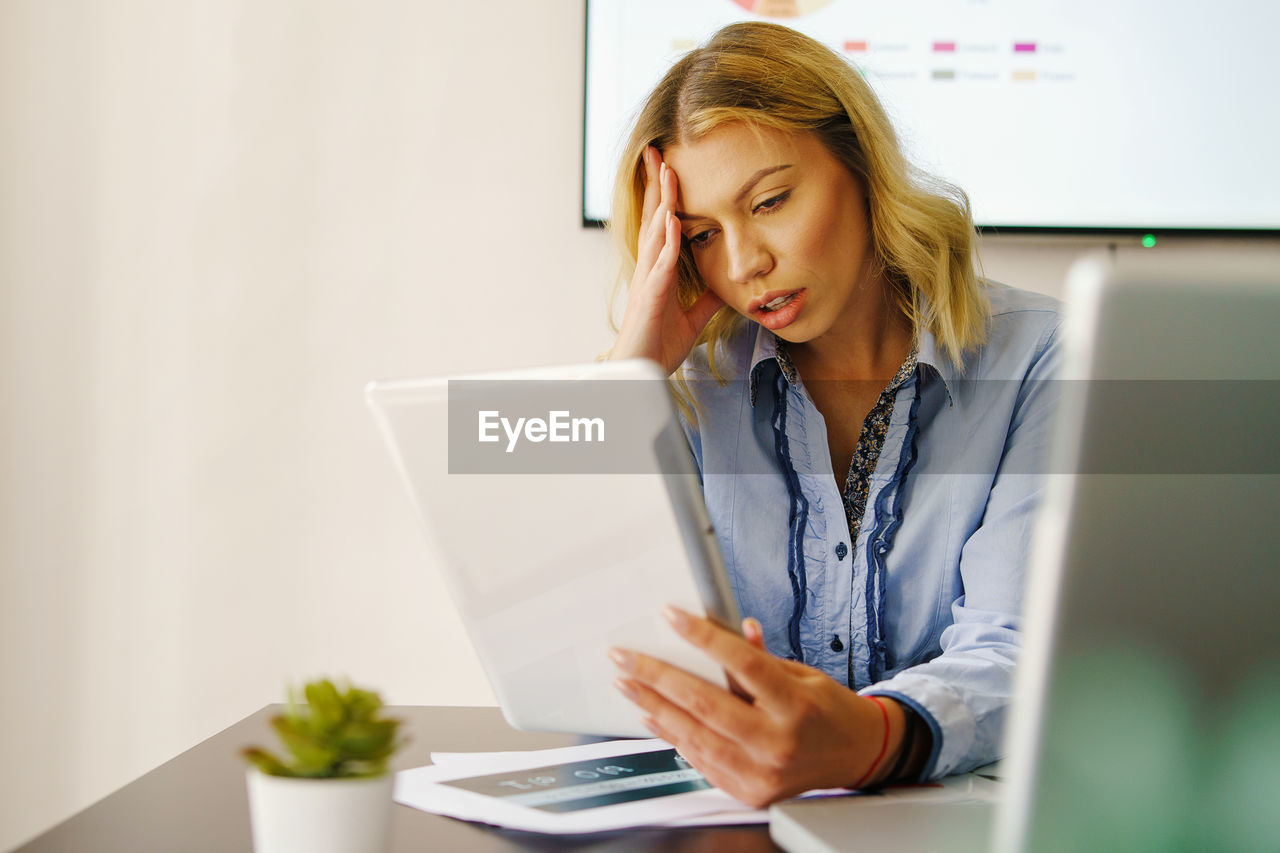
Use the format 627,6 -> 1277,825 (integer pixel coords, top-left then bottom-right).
724,230 -> 773,283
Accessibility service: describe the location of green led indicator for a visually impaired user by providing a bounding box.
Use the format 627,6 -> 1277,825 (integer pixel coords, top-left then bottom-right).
1142,234 -> 1157,248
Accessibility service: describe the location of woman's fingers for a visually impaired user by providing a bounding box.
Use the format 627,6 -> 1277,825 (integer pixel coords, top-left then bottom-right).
659,607 -> 800,714
614,152 -> 709,374
632,212 -> 682,322
660,158 -> 677,211
612,650 -> 758,744
636,157 -> 682,276
634,202 -> 665,273
638,708 -> 773,808
635,150 -> 671,272
654,211 -> 682,274
640,147 -> 661,226
610,610 -> 899,807
724,617 -> 766,699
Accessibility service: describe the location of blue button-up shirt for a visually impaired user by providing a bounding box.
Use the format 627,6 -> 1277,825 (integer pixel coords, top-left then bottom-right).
677,283 -> 1063,779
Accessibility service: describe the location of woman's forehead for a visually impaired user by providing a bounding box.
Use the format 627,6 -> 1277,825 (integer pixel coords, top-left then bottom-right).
666,121 -> 801,160
664,124 -> 828,212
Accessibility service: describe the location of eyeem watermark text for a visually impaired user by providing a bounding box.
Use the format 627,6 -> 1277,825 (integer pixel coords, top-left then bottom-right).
477,410 -> 605,453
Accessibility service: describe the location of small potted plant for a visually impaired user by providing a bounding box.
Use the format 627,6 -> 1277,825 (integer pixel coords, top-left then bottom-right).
242,678 -> 405,853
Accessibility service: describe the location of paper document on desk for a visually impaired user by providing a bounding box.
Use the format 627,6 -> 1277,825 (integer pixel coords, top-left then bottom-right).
395,738 -> 994,834
396,737 -> 838,833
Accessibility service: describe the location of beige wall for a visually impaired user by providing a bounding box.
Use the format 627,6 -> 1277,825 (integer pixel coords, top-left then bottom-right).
1,2 -> 1274,849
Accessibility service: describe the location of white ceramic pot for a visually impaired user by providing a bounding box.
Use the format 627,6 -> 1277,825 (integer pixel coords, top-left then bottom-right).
246,769 -> 395,853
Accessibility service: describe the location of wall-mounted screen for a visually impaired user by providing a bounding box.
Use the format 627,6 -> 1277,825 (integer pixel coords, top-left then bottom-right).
584,0 -> 1280,233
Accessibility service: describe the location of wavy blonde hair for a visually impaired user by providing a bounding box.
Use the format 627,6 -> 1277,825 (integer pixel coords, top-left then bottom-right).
610,22 -> 987,377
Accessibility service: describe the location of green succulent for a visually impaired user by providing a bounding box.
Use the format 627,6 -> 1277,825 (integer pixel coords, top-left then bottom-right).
241,678 -> 404,779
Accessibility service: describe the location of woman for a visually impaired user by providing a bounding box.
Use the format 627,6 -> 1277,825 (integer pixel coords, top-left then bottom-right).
607,22 -> 1062,807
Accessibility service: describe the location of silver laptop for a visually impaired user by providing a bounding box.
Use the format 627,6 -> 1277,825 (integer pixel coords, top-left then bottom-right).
771,249 -> 1280,851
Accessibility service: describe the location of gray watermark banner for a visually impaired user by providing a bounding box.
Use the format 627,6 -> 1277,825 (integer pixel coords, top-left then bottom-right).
447,379 -> 674,475
446,379 -> 1280,475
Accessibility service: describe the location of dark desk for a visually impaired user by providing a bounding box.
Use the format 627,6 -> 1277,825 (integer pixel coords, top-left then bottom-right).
14,705 -> 780,852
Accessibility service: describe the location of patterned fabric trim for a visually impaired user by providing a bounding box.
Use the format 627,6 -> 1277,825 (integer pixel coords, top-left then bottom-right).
776,337 -> 919,544
842,346 -> 919,544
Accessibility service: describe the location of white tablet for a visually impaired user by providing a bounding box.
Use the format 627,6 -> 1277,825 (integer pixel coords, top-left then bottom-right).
366,359 -> 740,738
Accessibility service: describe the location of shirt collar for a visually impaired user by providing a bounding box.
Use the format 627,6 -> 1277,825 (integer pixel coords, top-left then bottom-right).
914,324 -> 958,403
745,322 -> 959,407
747,328 -> 800,406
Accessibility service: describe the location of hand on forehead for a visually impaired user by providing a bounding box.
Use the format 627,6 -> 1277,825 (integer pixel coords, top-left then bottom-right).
662,123 -> 808,222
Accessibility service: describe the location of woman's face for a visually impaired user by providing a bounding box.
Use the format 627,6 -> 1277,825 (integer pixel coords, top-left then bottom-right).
663,122 -> 879,348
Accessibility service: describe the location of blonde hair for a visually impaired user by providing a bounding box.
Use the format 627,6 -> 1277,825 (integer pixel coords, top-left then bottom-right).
609,22 -> 987,377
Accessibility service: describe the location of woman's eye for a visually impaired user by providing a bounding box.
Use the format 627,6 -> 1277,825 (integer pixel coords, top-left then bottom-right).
754,190 -> 791,213
686,229 -> 717,249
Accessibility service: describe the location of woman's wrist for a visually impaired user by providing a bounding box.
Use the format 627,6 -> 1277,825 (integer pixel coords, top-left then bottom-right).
881,703 -> 921,784
855,696 -> 931,788
879,700 -> 932,785
851,696 -> 894,788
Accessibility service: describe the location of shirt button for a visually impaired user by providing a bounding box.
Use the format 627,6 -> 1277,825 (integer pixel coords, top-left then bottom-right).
835,542 -> 848,560
830,635 -> 844,652
876,541 -> 888,556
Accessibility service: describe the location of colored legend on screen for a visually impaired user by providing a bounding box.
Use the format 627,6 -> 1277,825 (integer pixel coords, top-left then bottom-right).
1014,42 -> 1037,53
1012,70 -> 1037,81
933,41 -> 957,52
932,69 -> 956,80
844,40 -> 868,52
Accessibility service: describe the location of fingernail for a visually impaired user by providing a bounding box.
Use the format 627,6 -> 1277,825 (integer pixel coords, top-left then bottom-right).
614,678 -> 638,702
663,605 -> 690,632
609,647 -> 635,672
660,161 -> 667,183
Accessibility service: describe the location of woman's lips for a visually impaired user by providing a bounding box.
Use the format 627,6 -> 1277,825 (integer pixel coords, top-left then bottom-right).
751,289 -> 807,331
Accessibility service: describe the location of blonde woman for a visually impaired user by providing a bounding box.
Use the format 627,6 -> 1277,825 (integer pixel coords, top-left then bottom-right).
607,22 -> 1062,807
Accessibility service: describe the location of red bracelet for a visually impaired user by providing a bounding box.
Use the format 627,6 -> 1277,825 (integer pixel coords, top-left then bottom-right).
851,695 -> 891,789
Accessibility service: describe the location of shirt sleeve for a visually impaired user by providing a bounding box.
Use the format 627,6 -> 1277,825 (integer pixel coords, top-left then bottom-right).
862,317 -> 1063,780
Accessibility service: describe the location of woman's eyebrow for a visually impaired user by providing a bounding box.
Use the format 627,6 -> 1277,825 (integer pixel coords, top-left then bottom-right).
734,164 -> 792,204
675,164 -> 794,221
